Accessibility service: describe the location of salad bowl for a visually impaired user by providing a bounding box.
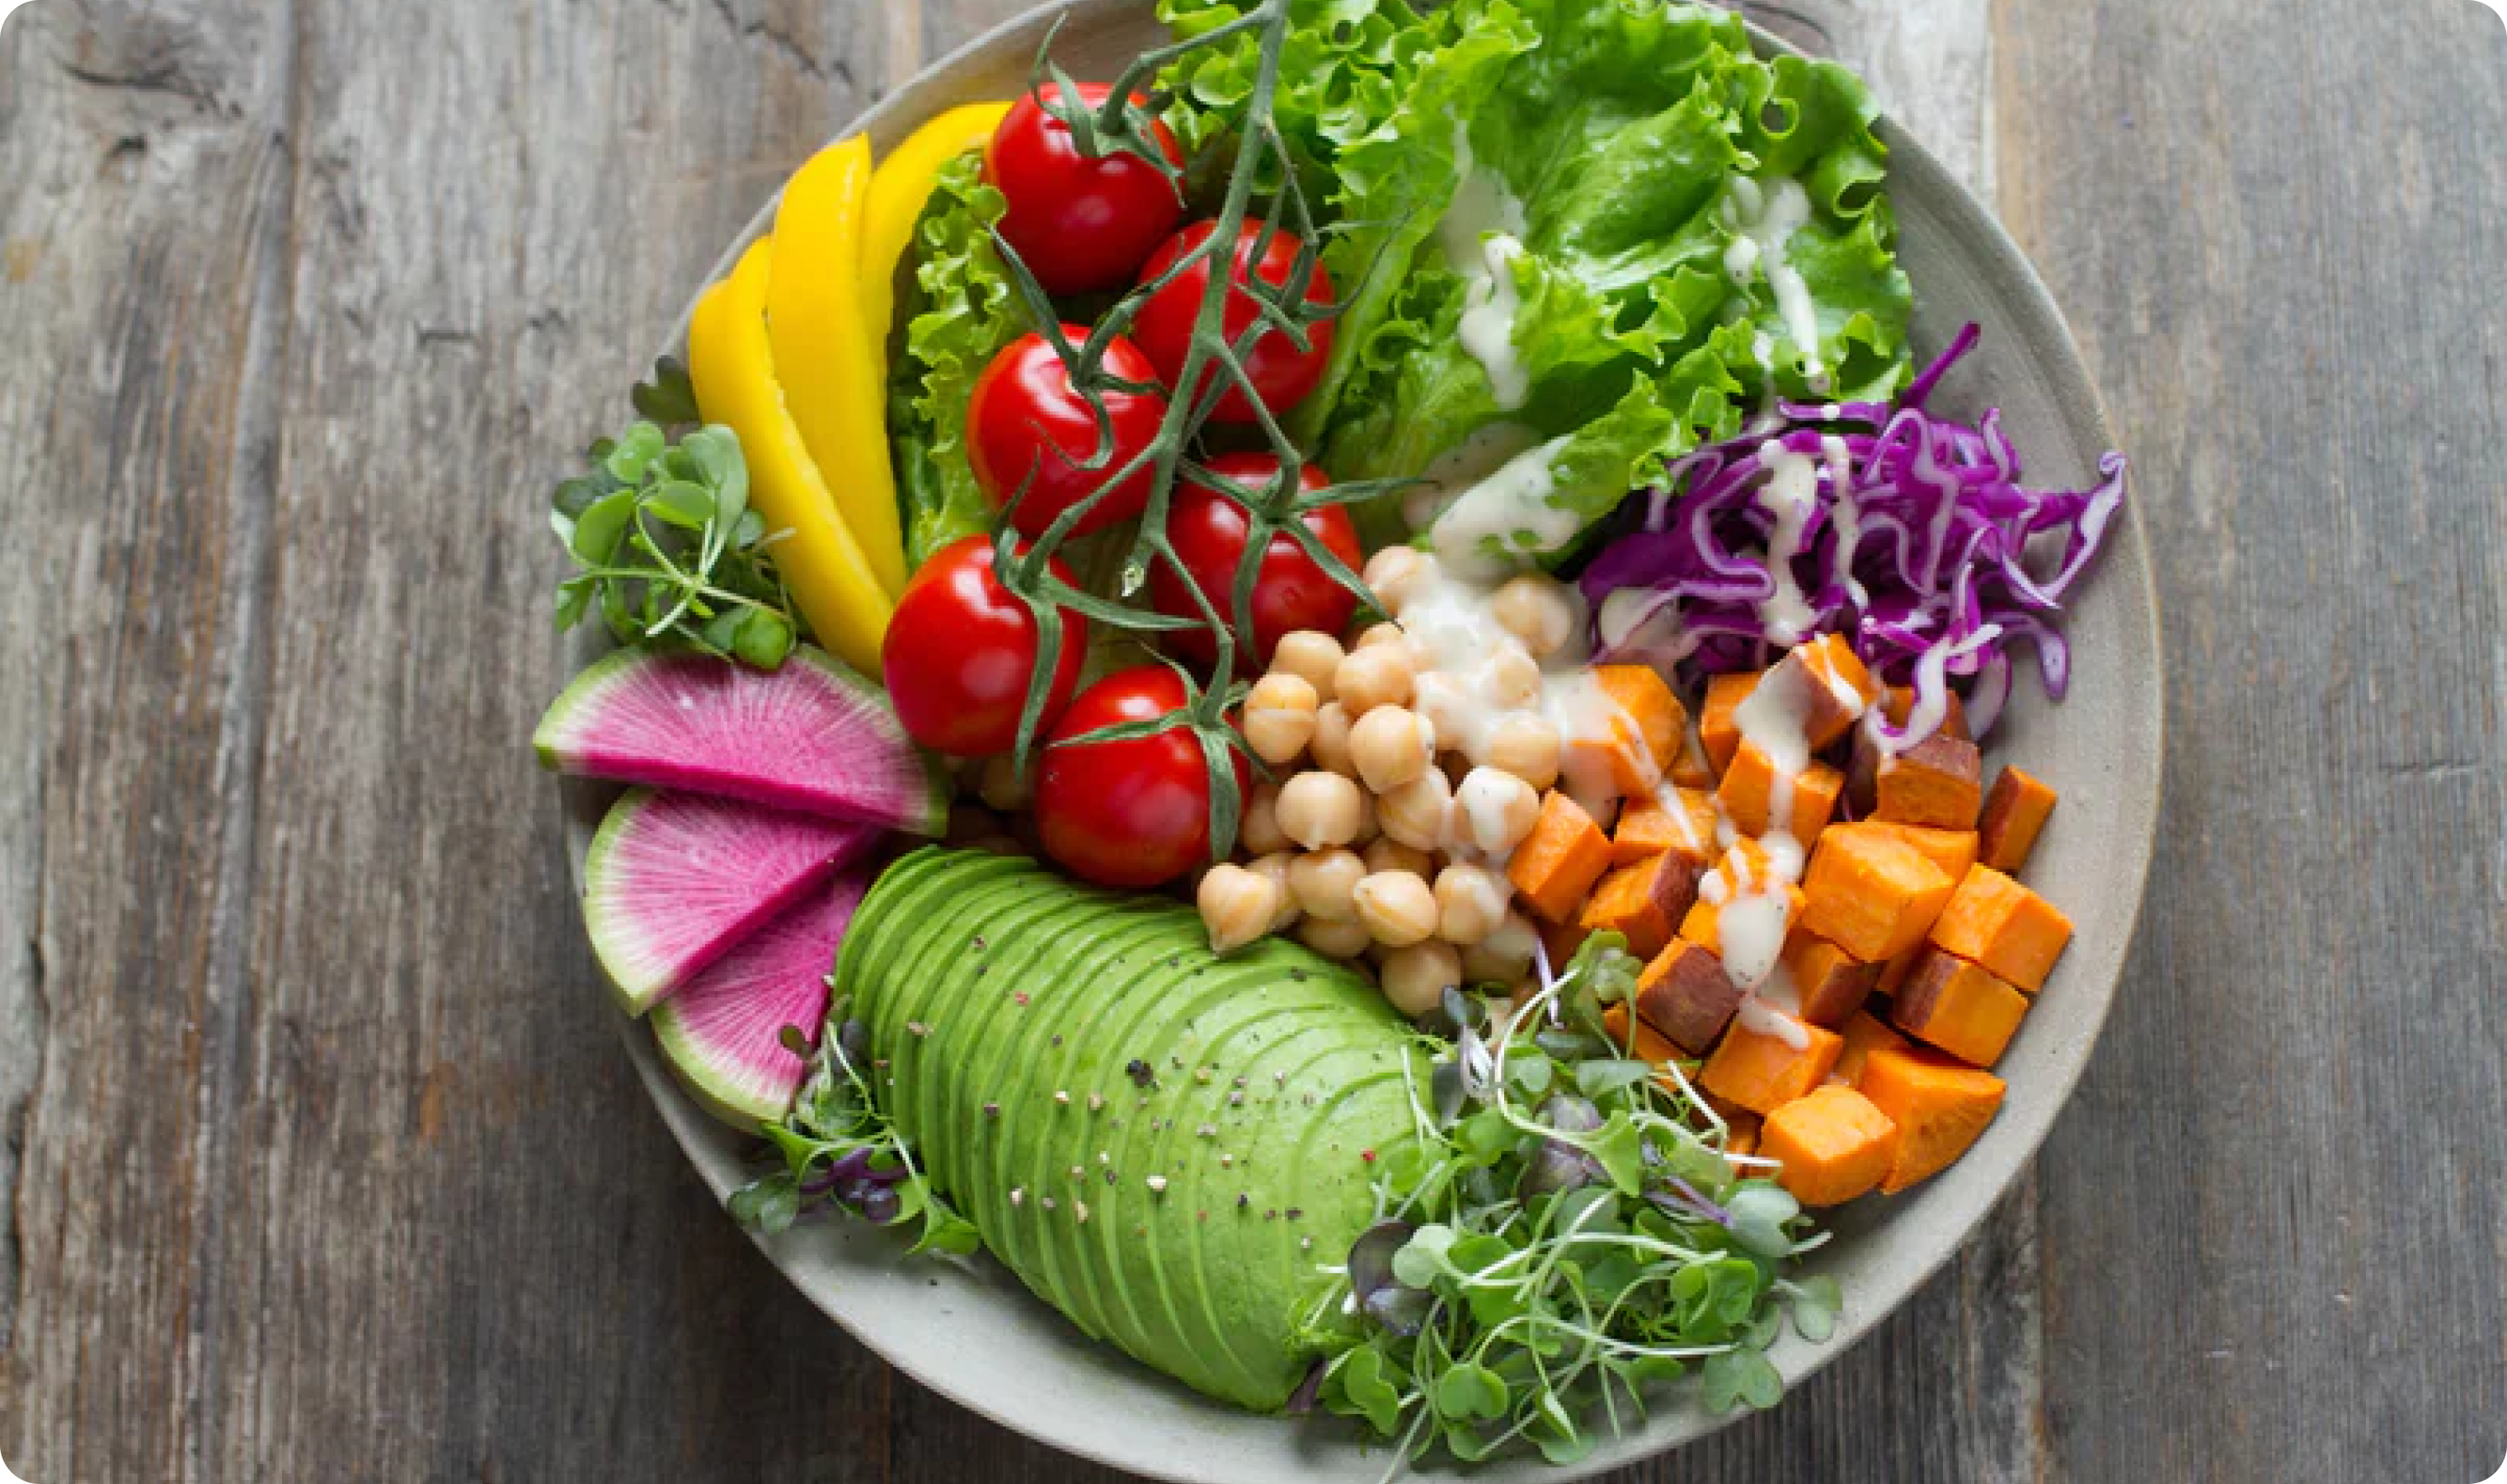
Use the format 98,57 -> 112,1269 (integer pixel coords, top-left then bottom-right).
556,2 -> 2164,1477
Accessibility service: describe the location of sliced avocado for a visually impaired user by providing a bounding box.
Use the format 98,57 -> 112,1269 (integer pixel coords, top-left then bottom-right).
846,849 -> 1428,1411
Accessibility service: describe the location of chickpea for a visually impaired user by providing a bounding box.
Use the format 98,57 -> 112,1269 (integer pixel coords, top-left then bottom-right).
1197,864 -> 1284,955
1352,871 -> 1440,948
1484,646 -> 1545,710
1335,644 -> 1417,718
1484,712 -> 1562,791
1481,910 -> 1541,970
1271,631 -> 1345,702
1287,848 -> 1367,921
1455,768 -> 1542,855
1348,706 -> 1434,793
1490,574 -> 1580,660
1433,863 -> 1512,946
1379,941 -> 1464,1019
1376,768 -> 1454,852
1310,702 -> 1357,777
1362,546 -> 1437,618
1352,622 -> 1408,653
1365,839 -> 1436,879
1351,786 -> 1380,848
1245,851 -> 1303,931
1242,672 -> 1320,766
1460,943 -> 1527,989
1296,914 -> 1374,960
1410,672 -> 1471,752
1276,771 -> 1365,849
1240,782 -> 1291,856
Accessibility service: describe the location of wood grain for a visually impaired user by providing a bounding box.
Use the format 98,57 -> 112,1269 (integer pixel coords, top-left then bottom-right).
1996,1 -> 2507,1480
2,0 -> 2501,1480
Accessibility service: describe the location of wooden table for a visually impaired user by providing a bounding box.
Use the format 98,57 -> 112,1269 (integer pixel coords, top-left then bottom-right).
2,0 -> 2501,1478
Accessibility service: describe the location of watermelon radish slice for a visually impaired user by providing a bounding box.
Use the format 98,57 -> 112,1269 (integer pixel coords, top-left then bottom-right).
583,788 -> 876,1015
649,866 -> 869,1129
536,646 -> 948,836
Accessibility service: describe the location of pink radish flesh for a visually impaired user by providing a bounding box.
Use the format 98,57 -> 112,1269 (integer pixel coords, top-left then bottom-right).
649,866 -> 870,1128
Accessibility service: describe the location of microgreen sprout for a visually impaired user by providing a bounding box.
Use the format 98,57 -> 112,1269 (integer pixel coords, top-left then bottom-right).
549,358 -> 804,669
731,998 -> 981,1258
1306,936 -> 1837,1466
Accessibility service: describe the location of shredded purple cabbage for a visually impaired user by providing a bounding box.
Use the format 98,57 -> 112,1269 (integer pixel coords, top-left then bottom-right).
1580,325 -> 2127,741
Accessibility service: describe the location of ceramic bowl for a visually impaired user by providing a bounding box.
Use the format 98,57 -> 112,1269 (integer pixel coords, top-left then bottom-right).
558,4 -> 2162,1477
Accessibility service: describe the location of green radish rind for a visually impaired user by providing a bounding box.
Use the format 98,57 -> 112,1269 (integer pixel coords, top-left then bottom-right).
843,848 -> 1428,1413
536,645 -> 949,837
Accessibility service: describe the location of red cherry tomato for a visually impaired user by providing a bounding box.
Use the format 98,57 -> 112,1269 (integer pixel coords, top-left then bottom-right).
1130,221 -> 1338,424
984,83 -> 1185,295
1149,455 -> 1362,669
1034,666 -> 1249,889
882,536 -> 1088,758
968,327 -> 1171,538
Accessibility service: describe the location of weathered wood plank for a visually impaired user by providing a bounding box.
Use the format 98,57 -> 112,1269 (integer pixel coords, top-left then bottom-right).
1997,0 -> 2507,1480
0,2 -> 310,1477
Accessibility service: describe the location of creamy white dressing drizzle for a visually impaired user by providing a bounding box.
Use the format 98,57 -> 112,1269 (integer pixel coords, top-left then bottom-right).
1821,433 -> 1869,609
1408,421 -> 1540,530
1428,436 -> 1573,580
1723,176 -> 1828,393
1754,442 -> 1821,645
1438,118 -> 1534,412
1880,622 -> 2004,758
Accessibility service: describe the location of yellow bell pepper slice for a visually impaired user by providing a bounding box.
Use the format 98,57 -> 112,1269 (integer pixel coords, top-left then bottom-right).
766,136 -> 910,599
687,241 -> 894,675
859,102 -> 1012,376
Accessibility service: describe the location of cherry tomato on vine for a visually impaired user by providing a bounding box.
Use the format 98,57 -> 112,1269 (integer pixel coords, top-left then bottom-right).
1129,221 -> 1338,425
984,83 -> 1186,295
967,327 -> 1171,539
1034,665 -> 1249,889
882,535 -> 1088,758
1148,455 -> 1362,669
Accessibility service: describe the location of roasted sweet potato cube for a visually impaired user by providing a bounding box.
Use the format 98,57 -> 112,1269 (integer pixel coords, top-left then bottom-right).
1611,787 -> 1718,866
1508,791 -> 1615,923
1699,672 -> 1759,776
1978,767 -> 2058,874
1579,852 -> 1701,960
1782,930 -> 1882,1027
1699,1010 -> 1843,1115
1928,864 -> 2074,990
1890,948 -> 2029,1067
1717,744 -> 1846,839
1670,726 -> 1716,790
1600,1002 -> 1680,1064
1853,821 -> 1979,883
1880,684 -> 1971,741
1563,665 -> 1684,795
1634,939 -> 1745,1054
1724,1115 -> 1762,1172
1678,884 -> 1807,961
1876,946 -> 1922,994
1848,690 -> 1972,813
1536,914 -> 1592,973
1799,827 -> 1957,962
1835,1009 -> 1913,1087
1761,1085 -> 1902,1206
1765,633 -> 1879,749
1857,1046 -> 2006,1193
1875,735 -> 1983,829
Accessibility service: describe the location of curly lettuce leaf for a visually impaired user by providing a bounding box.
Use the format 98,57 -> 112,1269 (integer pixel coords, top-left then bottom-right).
1205,0 -> 1912,553
889,151 -> 1027,569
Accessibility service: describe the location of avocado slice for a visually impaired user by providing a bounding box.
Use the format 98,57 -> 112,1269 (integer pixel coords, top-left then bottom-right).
841,848 -> 1428,1412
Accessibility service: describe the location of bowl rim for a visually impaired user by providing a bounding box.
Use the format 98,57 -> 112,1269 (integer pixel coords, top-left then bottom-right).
566,2 -> 2166,1476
